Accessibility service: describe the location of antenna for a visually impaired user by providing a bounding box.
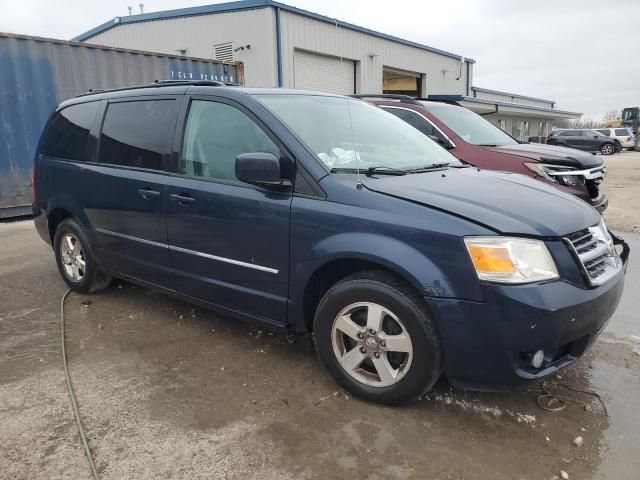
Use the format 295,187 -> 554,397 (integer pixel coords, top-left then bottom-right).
335,17 -> 362,186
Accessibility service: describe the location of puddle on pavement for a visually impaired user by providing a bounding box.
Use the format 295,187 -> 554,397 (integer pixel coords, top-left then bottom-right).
56,243 -> 640,479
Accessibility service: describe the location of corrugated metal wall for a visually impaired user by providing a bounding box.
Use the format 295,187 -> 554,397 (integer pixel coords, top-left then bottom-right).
82,8 -> 277,88
279,10 -> 470,96
473,90 -> 554,109
484,115 -> 554,140
0,33 -> 240,217
84,7 -> 470,97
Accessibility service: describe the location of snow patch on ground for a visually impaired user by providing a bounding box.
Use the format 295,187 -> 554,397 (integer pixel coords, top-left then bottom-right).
424,393 -> 536,424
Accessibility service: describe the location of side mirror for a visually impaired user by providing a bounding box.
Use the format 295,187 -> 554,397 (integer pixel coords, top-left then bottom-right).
235,152 -> 290,188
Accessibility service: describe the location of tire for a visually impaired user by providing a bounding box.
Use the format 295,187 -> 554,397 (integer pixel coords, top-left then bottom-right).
53,218 -> 111,293
600,143 -> 615,155
313,270 -> 442,405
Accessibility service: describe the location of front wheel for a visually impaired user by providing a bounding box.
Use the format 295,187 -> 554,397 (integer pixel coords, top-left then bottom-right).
53,218 -> 111,293
313,271 -> 442,405
600,143 -> 615,155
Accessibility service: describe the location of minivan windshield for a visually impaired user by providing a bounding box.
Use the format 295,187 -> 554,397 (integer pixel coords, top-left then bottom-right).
256,95 -> 462,171
425,105 -> 518,147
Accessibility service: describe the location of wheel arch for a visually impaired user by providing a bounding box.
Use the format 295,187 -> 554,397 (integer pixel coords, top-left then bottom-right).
47,208 -> 73,243
45,194 -> 91,243
290,232 -> 457,332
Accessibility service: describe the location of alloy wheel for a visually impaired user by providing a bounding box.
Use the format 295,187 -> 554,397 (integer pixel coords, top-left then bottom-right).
331,302 -> 413,387
60,233 -> 86,282
601,144 -> 614,155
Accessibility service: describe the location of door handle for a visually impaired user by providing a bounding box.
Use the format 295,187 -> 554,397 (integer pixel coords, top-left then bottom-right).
137,188 -> 161,199
169,193 -> 196,205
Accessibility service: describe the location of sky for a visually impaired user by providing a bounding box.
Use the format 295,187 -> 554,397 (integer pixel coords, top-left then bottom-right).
1,0 -> 638,119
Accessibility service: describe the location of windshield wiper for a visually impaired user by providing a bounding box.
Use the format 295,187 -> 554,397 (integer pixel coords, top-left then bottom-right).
405,163 -> 451,172
330,166 -> 407,176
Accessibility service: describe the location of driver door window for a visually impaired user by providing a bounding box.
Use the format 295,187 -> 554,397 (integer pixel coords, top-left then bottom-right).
181,100 -> 280,182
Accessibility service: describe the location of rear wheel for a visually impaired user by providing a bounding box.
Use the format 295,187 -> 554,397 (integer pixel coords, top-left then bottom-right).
600,143 -> 615,155
53,218 -> 111,293
313,271 -> 442,405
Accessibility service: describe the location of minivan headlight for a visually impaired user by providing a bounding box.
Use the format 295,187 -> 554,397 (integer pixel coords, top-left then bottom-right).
464,237 -> 559,284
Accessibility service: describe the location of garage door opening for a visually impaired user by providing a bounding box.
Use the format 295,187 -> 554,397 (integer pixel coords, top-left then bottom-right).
383,68 -> 422,97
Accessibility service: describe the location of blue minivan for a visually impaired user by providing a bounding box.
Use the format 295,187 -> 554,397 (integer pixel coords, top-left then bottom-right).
33,82 -> 629,404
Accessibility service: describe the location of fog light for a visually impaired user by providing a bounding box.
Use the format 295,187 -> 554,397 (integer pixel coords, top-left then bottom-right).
531,350 -> 544,369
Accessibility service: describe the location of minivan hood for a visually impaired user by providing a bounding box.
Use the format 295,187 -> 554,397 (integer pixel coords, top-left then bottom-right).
484,143 -> 603,169
363,167 -> 600,237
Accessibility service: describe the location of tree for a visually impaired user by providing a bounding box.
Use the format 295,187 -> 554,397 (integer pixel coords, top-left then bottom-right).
552,117 -> 599,130
602,110 -> 621,123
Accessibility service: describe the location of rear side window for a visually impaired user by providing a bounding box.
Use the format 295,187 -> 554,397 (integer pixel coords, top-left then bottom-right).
40,102 -> 98,161
99,100 -> 178,170
615,129 -> 630,136
596,129 -> 610,136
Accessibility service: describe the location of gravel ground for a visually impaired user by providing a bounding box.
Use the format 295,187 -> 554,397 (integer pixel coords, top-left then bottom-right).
601,150 -> 640,233
1,155 -> 639,479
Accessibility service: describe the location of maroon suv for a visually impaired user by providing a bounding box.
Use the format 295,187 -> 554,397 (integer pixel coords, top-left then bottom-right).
359,95 -> 607,212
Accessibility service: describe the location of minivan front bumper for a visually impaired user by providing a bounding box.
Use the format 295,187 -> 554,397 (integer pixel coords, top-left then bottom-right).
427,243 -> 628,390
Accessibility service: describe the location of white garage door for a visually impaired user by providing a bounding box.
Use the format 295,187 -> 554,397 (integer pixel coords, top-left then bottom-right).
293,50 -> 355,95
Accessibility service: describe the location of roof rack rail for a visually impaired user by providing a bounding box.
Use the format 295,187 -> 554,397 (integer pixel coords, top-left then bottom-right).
153,79 -> 240,87
78,79 -> 240,97
350,94 -> 421,105
417,97 -> 461,106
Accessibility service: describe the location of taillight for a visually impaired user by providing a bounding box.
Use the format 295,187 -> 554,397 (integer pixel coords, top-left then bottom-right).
627,137 -> 632,142
31,165 -> 36,203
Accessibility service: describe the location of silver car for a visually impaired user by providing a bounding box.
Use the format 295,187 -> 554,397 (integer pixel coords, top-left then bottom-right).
596,127 -> 635,150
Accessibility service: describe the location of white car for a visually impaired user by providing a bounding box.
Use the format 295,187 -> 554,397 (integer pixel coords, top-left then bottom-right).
596,127 -> 635,150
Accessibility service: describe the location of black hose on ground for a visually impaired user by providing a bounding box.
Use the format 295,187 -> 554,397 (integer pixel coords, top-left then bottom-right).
61,289 -> 100,480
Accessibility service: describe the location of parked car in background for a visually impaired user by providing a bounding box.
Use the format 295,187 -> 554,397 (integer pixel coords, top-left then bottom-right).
595,127 -> 635,150
357,95 -> 608,212
547,129 -> 621,155
33,83 -> 628,404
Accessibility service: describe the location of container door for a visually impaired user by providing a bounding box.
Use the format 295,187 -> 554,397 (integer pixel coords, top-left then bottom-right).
164,98 -> 292,325
83,98 -> 179,288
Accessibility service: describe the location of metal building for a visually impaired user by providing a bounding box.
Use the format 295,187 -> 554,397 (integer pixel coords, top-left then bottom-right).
430,87 -> 582,139
73,0 -> 473,97
74,0 -> 581,139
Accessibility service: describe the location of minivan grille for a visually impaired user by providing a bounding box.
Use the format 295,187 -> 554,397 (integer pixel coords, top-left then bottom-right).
565,224 -> 621,286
